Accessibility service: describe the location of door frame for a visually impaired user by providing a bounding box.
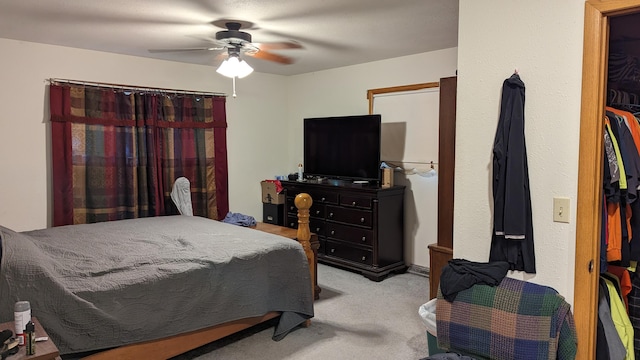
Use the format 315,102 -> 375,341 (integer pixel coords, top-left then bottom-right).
575,1 -> 640,358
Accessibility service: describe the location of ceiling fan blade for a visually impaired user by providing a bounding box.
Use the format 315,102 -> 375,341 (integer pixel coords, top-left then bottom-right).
249,50 -> 295,65
215,52 -> 228,61
147,47 -> 223,53
262,30 -> 350,51
254,41 -> 303,50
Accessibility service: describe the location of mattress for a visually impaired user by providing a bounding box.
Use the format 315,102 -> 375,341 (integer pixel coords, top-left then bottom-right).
0,216 -> 314,354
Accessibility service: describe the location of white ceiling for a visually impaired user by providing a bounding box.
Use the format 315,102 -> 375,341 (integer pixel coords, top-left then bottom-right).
0,0 -> 459,76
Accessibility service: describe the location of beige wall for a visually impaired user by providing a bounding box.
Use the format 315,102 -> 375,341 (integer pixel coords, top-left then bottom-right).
286,48 -> 458,267
455,0 -> 585,302
0,38 -> 289,231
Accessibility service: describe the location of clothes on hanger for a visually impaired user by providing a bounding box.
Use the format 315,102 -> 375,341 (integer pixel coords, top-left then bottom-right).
601,275 -> 635,359
489,73 -> 536,273
599,277 -> 629,360
597,104 -> 640,358
609,265 -> 634,310
628,270 -> 640,357
600,109 -> 640,267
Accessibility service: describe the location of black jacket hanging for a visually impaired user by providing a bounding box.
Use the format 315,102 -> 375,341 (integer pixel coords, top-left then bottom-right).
489,73 -> 536,273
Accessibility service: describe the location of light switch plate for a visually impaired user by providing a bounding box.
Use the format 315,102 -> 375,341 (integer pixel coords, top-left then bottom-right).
553,197 -> 570,223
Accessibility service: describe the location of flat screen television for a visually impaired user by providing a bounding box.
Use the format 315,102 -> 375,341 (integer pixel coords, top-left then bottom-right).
304,114 -> 381,182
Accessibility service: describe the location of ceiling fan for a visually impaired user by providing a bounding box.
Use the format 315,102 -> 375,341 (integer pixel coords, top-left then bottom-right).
148,19 -> 303,74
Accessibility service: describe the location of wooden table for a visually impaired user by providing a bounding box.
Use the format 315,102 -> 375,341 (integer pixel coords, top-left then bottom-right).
252,222 -> 321,299
0,317 -> 60,360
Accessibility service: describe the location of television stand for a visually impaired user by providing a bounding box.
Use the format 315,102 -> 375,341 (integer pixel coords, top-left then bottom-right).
280,180 -> 405,281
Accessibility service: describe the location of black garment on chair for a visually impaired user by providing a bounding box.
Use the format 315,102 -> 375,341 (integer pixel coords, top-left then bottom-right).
439,259 -> 510,302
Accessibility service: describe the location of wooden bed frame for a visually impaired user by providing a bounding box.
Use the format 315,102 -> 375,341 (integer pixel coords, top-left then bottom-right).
82,193 -> 315,360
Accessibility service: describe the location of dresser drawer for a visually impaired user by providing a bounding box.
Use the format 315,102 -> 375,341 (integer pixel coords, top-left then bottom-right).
340,194 -> 372,209
286,215 -> 297,229
310,204 -> 325,218
309,190 -> 338,205
309,219 -> 325,237
286,187 -> 338,205
325,222 -> 373,246
286,200 -> 325,218
326,205 -> 372,227
286,216 -> 325,237
325,240 -> 373,265
318,239 -> 326,255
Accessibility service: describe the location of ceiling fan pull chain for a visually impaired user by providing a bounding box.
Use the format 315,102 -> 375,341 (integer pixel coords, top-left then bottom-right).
232,76 -> 237,98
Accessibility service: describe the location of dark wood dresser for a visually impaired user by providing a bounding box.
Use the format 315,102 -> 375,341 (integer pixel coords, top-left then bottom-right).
281,180 -> 405,281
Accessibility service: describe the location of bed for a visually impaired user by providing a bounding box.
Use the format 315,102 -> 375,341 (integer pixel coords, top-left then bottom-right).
0,194 -> 315,359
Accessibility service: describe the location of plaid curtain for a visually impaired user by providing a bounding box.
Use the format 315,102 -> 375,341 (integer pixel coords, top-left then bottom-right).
50,84 -> 229,226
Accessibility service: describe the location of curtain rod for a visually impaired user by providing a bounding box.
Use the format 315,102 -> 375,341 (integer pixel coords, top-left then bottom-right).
47,78 -> 227,97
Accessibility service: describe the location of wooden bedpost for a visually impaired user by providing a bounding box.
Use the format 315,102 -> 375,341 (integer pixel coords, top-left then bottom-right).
294,193 -> 314,320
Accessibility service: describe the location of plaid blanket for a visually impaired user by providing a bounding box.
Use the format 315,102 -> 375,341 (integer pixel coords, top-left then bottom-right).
436,277 -> 577,360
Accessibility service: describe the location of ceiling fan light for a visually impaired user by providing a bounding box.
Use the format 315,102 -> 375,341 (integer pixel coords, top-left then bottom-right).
216,57 -> 239,78
236,59 -> 254,79
216,56 -> 254,78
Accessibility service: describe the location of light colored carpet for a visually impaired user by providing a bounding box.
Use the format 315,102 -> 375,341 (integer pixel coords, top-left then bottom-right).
174,263 -> 431,360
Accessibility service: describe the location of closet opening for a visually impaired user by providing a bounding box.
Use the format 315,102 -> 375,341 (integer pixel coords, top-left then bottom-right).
609,14 -> 640,109
576,1 -> 640,358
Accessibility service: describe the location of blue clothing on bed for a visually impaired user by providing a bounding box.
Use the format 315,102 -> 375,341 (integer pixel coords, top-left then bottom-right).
222,212 -> 257,227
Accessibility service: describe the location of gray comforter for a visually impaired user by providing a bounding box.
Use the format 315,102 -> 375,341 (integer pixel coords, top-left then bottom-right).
0,216 -> 314,355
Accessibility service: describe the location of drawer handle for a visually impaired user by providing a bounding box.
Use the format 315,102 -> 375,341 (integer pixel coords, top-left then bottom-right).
329,212 -> 334,218
361,256 -> 366,261
316,227 -> 321,232
360,217 -> 365,223
316,210 -> 321,215
352,201 -> 356,206
330,248 -> 335,253
331,230 -> 335,235
321,197 -> 326,202
361,236 -> 366,242
290,206 -> 295,211
290,222 -> 295,227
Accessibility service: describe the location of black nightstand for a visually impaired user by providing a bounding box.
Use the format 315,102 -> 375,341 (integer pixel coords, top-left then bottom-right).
263,203 -> 284,226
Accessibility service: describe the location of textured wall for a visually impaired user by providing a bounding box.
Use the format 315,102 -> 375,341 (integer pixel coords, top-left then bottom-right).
454,0 -> 585,302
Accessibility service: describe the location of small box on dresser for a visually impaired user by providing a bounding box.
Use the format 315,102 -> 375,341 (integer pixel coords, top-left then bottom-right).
260,181 -> 285,204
